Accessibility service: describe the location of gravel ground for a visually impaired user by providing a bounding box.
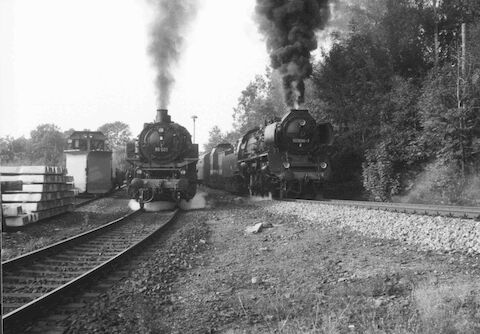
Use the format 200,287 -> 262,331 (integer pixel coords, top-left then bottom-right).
262,202 -> 480,254
1,191 -> 132,261
35,189 -> 480,334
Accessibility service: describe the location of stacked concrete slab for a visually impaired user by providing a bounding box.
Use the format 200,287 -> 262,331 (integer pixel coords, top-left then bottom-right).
1,166 -> 74,227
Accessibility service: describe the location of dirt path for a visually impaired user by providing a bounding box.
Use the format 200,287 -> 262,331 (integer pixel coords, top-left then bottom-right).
54,189 -> 479,333
159,193 -> 480,333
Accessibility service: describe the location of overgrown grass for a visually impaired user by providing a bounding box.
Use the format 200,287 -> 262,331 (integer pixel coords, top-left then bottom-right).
414,282 -> 480,334
232,275 -> 480,333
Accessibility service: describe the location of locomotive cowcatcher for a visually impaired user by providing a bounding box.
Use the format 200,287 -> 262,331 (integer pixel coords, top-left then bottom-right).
126,109 -> 198,207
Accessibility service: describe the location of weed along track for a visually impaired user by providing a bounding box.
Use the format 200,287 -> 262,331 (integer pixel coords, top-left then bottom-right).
2,209 -> 179,333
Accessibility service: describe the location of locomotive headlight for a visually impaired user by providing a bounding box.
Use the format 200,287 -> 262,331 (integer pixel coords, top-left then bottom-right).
299,119 -> 306,126
180,169 -> 187,175
319,162 -> 328,169
282,161 -> 291,169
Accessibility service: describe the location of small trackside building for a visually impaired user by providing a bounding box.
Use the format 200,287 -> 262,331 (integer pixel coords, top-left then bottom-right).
64,131 -> 112,194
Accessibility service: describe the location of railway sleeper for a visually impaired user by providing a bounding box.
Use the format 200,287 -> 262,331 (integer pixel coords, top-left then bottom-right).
21,263 -> 95,272
41,257 -> 109,264
59,250 -> 120,257
71,244 -> 128,251
3,276 -> 72,284
18,268 -> 89,276
3,292 -> 46,299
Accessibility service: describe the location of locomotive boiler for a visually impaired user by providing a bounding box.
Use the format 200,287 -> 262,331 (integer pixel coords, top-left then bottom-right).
199,109 -> 333,198
126,109 -> 198,207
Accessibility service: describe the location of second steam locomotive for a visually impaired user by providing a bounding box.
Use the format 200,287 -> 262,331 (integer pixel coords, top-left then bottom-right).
126,109 -> 198,207
199,109 -> 333,198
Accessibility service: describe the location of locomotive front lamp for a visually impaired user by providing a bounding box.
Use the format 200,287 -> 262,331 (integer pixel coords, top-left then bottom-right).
319,162 -> 328,169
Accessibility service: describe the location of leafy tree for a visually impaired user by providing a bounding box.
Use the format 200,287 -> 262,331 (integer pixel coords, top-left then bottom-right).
30,124 -> 65,165
309,0 -> 436,198
310,31 -> 394,198
233,69 -> 286,134
203,126 -> 238,153
362,141 -> 400,201
418,55 -> 480,177
362,76 -> 427,200
97,122 -> 131,150
0,136 -> 15,163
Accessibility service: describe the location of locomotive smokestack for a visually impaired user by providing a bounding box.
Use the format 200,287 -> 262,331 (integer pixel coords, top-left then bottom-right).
156,109 -> 171,123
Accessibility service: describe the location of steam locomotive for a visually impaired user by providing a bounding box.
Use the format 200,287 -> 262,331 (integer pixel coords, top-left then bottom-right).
198,109 -> 333,198
126,109 -> 198,207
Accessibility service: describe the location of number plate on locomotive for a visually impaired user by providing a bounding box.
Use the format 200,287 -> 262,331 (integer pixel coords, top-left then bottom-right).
293,138 -> 310,143
155,147 -> 169,152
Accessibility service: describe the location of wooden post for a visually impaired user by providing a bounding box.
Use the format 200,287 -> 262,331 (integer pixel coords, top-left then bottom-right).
458,23 -> 467,177
461,23 -> 466,76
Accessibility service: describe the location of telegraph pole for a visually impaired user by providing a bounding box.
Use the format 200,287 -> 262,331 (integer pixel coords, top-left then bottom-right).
461,23 -> 466,77
457,22 -> 467,177
433,0 -> 439,67
191,115 -> 198,143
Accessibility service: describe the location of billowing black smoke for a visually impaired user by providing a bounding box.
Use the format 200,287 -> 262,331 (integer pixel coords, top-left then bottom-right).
255,0 -> 331,107
148,0 -> 198,108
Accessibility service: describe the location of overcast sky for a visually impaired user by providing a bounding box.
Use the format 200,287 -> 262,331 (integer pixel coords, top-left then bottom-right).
0,0 -> 270,148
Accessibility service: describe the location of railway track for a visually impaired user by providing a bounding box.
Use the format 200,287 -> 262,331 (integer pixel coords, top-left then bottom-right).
290,198 -> 480,220
73,186 -> 126,208
2,208 -> 179,332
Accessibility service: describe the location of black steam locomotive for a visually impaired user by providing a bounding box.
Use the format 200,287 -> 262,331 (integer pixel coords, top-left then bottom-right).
198,109 -> 333,198
126,109 -> 198,207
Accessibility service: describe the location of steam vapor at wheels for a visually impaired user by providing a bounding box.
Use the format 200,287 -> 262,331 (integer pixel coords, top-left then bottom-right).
255,0 -> 331,107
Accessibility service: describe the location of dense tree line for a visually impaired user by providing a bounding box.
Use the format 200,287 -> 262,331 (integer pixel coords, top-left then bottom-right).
0,122 -> 131,169
206,0 -> 480,205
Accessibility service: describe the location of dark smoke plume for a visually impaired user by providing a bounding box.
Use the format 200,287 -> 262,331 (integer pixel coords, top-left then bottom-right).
255,0 -> 331,107
148,0 -> 198,108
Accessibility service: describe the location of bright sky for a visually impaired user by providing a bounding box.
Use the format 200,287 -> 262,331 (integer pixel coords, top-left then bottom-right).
0,0 -> 269,149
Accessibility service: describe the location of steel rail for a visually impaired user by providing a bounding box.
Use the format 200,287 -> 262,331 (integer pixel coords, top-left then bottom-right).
1,210 -> 140,270
2,209 -> 179,331
74,185 -> 126,208
288,198 -> 480,219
